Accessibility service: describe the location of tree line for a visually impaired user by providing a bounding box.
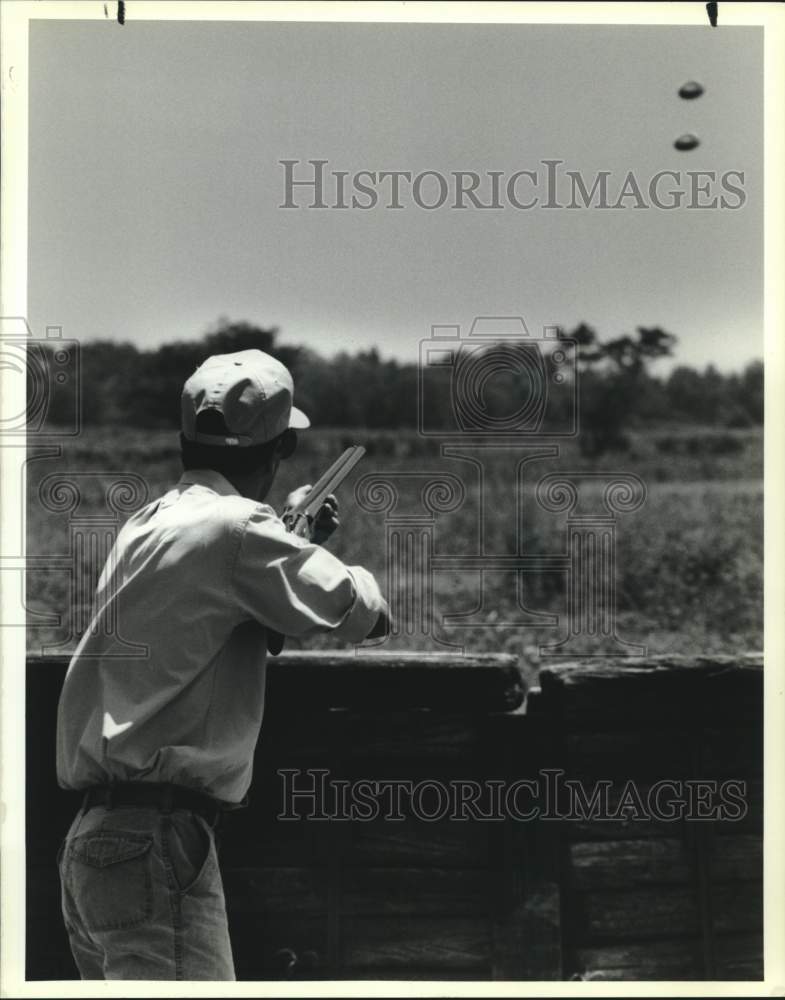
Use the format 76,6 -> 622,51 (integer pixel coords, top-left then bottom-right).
35,318 -> 763,454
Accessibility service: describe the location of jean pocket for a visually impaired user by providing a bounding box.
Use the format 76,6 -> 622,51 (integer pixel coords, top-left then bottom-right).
67,831 -> 154,932
164,813 -> 215,896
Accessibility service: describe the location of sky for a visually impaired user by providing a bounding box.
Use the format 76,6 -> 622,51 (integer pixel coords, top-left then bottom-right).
27,17 -> 763,373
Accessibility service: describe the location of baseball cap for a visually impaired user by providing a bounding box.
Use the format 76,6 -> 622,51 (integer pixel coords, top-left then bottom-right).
181,349 -> 310,446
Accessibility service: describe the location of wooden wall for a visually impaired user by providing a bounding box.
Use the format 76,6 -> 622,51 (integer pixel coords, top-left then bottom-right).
25,652 -> 762,981
533,656 -> 763,980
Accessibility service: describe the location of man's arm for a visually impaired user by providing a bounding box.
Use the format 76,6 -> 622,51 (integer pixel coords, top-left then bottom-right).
231,504 -> 388,645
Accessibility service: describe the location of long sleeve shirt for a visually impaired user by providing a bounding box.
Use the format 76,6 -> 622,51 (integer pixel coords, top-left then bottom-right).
56,468 -> 387,803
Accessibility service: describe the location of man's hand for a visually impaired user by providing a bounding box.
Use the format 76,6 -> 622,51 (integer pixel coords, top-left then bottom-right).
310,493 -> 339,545
282,486 -> 340,545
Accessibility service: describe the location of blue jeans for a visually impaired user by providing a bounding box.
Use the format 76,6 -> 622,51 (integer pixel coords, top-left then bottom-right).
58,803 -> 235,980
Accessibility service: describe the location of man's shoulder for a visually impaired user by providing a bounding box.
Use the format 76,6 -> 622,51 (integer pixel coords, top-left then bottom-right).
133,483 -> 279,540
181,490 -> 279,534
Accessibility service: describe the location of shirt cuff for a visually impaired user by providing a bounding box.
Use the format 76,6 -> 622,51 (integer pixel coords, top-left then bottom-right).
331,565 -> 389,644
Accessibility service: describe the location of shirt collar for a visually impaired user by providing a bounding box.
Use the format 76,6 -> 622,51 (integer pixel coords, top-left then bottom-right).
177,469 -> 241,497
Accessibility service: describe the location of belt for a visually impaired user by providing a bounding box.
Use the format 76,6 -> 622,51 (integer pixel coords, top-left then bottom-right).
81,782 -> 232,827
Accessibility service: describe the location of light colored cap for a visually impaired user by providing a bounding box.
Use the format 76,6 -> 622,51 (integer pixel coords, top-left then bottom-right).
181,349 -> 310,446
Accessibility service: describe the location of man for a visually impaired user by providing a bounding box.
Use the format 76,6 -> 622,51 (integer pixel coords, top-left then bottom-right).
55,349 -> 389,980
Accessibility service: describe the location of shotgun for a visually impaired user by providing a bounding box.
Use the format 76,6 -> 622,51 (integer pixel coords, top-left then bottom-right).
269,445 -> 366,655
282,445 -> 365,538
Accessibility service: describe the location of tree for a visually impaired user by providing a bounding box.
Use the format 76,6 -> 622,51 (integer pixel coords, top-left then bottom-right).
37,317 -> 760,436
739,361 -> 763,425
561,324 -> 677,455
202,318 -> 277,358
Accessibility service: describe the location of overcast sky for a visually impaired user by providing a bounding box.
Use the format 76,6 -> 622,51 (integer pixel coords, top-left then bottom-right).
28,18 -> 763,372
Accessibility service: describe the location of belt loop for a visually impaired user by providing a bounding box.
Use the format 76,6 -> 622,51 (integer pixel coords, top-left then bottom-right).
161,784 -> 173,815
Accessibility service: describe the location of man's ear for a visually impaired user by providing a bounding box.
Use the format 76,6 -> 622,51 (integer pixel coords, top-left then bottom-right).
277,429 -> 298,460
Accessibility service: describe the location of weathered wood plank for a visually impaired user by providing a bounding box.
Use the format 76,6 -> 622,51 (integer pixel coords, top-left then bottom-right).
221,813 -> 495,869
578,885 -> 702,941
575,881 -> 762,942
712,835 -> 763,881
487,772 -> 563,982
563,727 -> 761,779
564,730 -> 693,779
223,865 -> 500,920
339,965 -> 492,981
341,867 -> 488,916
714,933 -> 764,980
223,867 -> 327,915
218,809 -> 332,867
573,931 -> 762,981
492,886 -> 562,981
712,881 -> 763,933
340,917 -> 490,972
25,651 -> 763,985
539,655 -> 762,728
570,839 -> 691,888
26,651 -> 527,713
568,836 -> 762,889
541,654 -> 762,689
266,651 -> 526,711
346,818 -> 490,867
573,938 -> 703,979
225,866 -> 494,919
692,727 -> 763,775
259,710 -> 487,761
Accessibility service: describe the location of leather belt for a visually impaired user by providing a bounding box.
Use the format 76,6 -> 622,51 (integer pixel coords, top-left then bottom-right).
81,782 -> 232,827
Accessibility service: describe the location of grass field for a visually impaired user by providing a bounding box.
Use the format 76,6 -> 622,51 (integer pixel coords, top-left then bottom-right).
25,425 -> 763,663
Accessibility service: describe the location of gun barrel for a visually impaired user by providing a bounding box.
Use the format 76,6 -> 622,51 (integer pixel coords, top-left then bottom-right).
288,446 -> 366,534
